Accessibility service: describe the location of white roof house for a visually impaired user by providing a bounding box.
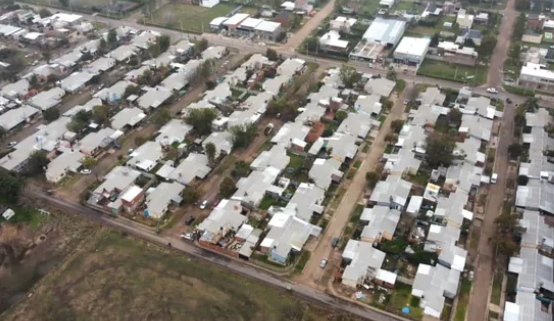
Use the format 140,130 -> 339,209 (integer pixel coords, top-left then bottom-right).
28,87 -> 65,111
370,175 -> 412,209
93,166 -> 141,199
223,13 -> 250,27
202,46 -> 227,60
131,30 -> 160,50
412,264 -> 461,318
233,166 -> 284,208
155,119 -> 192,146
64,98 -> 103,117
1,79 -> 29,98
45,151 -> 85,183
419,87 -> 446,107
54,50 -> 82,68
163,153 -> 211,185
127,141 -> 163,172
250,145 -> 290,172
393,36 -> 431,64
354,94 -> 382,116
0,105 -> 39,131
83,57 -> 116,75
360,206 -> 401,242
425,224 -> 468,271
60,71 -> 95,93
109,44 -> 138,62
364,78 -> 396,97
198,199 -> 247,237
137,87 -> 172,110
160,71 -> 188,91
271,122 -> 309,147
110,108 -> 146,130
319,30 -> 349,50
519,209 -> 554,248
341,240 -> 386,288
203,131 -> 233,157
145,182 -> 184,219
79,128 -> 115,155
460,114 -> 493,141
360,18 -> 406,46
309,133 -> 358,163
285,183 -> 325,222
308,158 -> 344,190
94,80 -> 135,103
337,112 -> 377,139
434,189 -> 473,228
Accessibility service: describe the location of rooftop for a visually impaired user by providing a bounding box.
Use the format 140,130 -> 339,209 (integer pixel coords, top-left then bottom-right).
362,18 -> 406,45
285,183 -> 325,221
111,107 -> 146,130
0,105 -> 39,131
165,153 -> 211,185
137,87 -> 172,110
45,151 -> 84,181
308,158 -> 343,190
370,175 -> 412,207
155,119 -> 192,146
342,240 -> 386,286
146,182 -> 184,219
360,206 -> 401,240
364,78 -> 396,98
394,37 -> 431,58
198,199 -> 247,236
28,88 -> 65,111
79,128 -> 115,154
233,166 -> 284,207
127,141 -> 163,172
250,145 -> 290,172
337,111 -> 377,139
93,166 -> 141,196
203,131 -> 233,157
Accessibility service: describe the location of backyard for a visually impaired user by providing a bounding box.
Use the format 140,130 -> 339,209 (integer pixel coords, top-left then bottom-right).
417,60 -> 488,85
143,3 -> 239,33
2,230 -> 364,321
388,283 -> 424,319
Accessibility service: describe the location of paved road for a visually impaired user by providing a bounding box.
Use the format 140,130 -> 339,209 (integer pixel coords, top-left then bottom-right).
27,186 -> 405,321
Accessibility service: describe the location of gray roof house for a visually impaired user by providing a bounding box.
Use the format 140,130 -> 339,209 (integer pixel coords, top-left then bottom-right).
309,133 -> 358,163
284,183 -> 325,222
202,46 -> 227,60
434,189 -> 473,228
110,107 -> 146,131
412,264 -> 461,319
250,145 -> 290,172
92,166 -> 141,200
0,105 -> 39,131
337,112 -> 377,139
28,88 -> 65,111
155,119 -> 192,146
79,127 -> 115,156
364,78 -> 395,97
460,114 -> 493,141
425,224 -> 467,271
418,87 -> 446,106
60,71 -> 95,93
1,79 -> 29,98
163,153 -> 211,185
360,206 -> 401,242
233,166 -> 284,209
198,199 -> 248,239
127,141 -> 164,172
271,122 -> 309,147
145,182 -> 184,219
526,108 -> 552,128
308,158 -> 344,190
341,240 -> 386,288
45,151 -> 84,183
370,175 -> 412,210
83,57 -> 116,75
64,98 -> 103,117
519,209 -> 554,249
137,86 -> 172,110
94,80 -> 135,103
354,94 -> 382,117
109,44 -> 138,62
203,131 -> 233,158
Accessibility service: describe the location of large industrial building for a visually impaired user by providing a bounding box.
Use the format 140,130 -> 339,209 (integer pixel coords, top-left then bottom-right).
350,18 -> 406,62
393,37 -> 431,66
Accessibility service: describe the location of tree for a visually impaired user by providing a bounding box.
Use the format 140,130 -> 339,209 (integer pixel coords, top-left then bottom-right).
386,68 -> 397,81
99,38 -> 108,54
339,64 -> 360,88
231,161 -> 250,178
199,60 -> 213,79
124,85 -> 141,97
182,187 -> 199,204
522,97 -> 539,113
335,110 -> 348,122
42,51 -> 51,63
194,38 -> 209,55
385,133 -> 397,144
508,143 -> 523,158
425,134 -> 455,168
477,36 -> 497,60
29,74 -> 39,89
108,29 -> 118,47
82,156 -> 97,169
517,175 -> 529,186
494,212 -> 519,233
266,48 -> 278,61
58,0 -> 69,7
382,100 -> 393,111
39,8 -> 52,17
366,171 -> 380,189
494,237 -> 519,257
151,109 -> 172,128
157,35 -> 170,53
303,36 -> 319,52
390,119 -> 404,134
446,108 -> 463,127
322,128 -> 334,137
0,173 -> 21,203
219,177 -> 236,198
0,127 -> 5,141
43,108 -> 60,122
91,105 -> 108,127
27,150 -> 48,175
430,33 -> 439,47
205,142 -> 216,161
266,98 -> 298,121
229,122 -> 258,149
184,108 -> 218,136
515,0 -> 530,11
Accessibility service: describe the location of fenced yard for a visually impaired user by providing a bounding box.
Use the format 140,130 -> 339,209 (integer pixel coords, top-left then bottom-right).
417,60 -> 488,85
142,3 -> 239,34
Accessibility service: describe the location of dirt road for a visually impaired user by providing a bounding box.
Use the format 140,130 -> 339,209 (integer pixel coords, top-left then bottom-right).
299,86 -> 410,285
487,0 -> 517,87
280,0 -> 336,51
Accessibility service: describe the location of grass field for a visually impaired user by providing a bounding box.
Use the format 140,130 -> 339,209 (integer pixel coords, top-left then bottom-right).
417,60 -> 488,85
145,3 -> 239,33
394,1 -> 424,14
3,230 -> 363,321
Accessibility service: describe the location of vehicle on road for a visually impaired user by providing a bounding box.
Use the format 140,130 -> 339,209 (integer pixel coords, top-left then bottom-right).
506,98 -> 512,104
368,63 -> 373,68
181,232 -> 194,241
403,99 -> 409,105
320,258 -> 328,268
487,87 -> 499,94
491,173 -> 498,184
7,141 -> 17,148
331,237 -> 340,248
185,216 -> 196,226
200,200 -> 208,209
80,169 -> 91,175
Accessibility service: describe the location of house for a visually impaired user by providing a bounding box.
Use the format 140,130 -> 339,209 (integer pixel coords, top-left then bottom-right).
308,158 -> 343,190
125,66 -> 151,82
197,199 -> 248,242
384,148 -> 422,176
285,183 -> 325,221
425,224 -> 467,271
438,41 -> 478,58
203,131 -> 233,158
412,264 -> 461,318
95,80 -> 135,104
170,39 -> 194,56
110,108 -> 146,131
456,29 -> 482,46
254,21 -> 282,41
63,98 -> 103,117
127,141 -> 163,172
309,133 -> 358,163
202,46 -> 227,60
369,175 -> 412,210
143,52 -> 177,69
28,88 -> 65,111
518,209 -> 554,252
518,62 -> 554,90
393,37 -> 431,65
155,119 -> 192,146
360,206 -> 401,242
1,79 -> 29,99
200,0 -> 220,8
319,30 -> 350,53
137,87 -> 172,110
330,16 -> 357,33
474,12 -> 489,24
233,167 -> 284,209
83,57 -> 116,75
250,145 -> 290,171
118,185 -> 144,213
459,113 -> 493,141
109,44 -> 138,62
55,50 -> 83,68
456,9 -> 474,29
223,13 -> 250,31
259,211 -> 321,263
526,14 -> 544,31
145,182 -> 184,219
341,240 -> 386,288
79,128 -> 115,156
131,30 -> 160,50
354,94 -> 382,117
0,105 -> 39,132
162,153 -> 211,185
434,189 -> 473,228
444,162 -> 483,193
454,136 -> 485,166
364,78 -> 396,97
91,166 -> 141,202
60,72 -> 95,93
419,87 -> 446,106
45,151 -> 84,183
337,112 -> 377,139
349,18 -> 406,61
421,2 -> 442,17
209,17 -> 228,30
271,122 -> 309,147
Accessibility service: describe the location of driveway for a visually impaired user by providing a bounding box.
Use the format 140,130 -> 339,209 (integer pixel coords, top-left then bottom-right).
299,86 -> 410,286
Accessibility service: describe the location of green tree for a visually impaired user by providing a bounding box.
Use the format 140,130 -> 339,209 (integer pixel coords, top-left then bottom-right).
39,8 -> 52,17
517,175 -> 529,186
184,108 -> 218,136
151,109 -> 172,128
29,74 -> 39,89
366,171 -> 380,189
182,187 -> 199,204
522,97 -> 539,112
99,38 -> 108,54
508,143 -> 523,158
322,128 -> 334,137
58,0 -> 69,7
386,68 -> 397,81
92,105 -> 109,127
82,156 -> 97,169
0,127 -> 6,141
0,173 -> 22,203
266,48 -> 278,61
477,36 -> 497,60
229,122 -> 258,149
430,33 -> 439,47
204,142 -> 216,162
339,64 -> 360,88
515,0 -> 530,11
390,119 -> 404,134
43,108 -> 60,122
494,237 -> 519,257
194,38 -> 209,55
266,98 -> 298,121
446,108 -> 463,127
157,35 -> 171,53
494,212 -> 519,233
219,176 -> 236,198
335,110 -> 348,122
231,160 -> 250,178
108,29 -> 118,47
27,150 -> 48,175
124,84 -> 140,97
134,135 -> 146,147
42,51 -> 51,63
425,134 -> 455,168
303,36 -> 319,52
382,100 -> 393,111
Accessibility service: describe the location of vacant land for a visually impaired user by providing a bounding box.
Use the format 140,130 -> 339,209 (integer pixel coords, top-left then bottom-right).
3,230 -> 363,321
145,3 -> 238,33
417,60 -> 488,85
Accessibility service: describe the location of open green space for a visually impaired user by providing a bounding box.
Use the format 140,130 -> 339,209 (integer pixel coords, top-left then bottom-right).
388,284 -> 424,319
410,16 -> 457,36
144,3 -> 239,33
454,280 -> 472,321
394,1 -> 424,14
2,231 -> 363,321
490,272 -> 503,305
417,60 -> 488,85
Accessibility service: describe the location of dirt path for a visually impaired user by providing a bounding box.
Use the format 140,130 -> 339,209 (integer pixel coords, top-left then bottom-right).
487,0 -> 517,87
298,86 -> 409,286
280,0 -> 336,51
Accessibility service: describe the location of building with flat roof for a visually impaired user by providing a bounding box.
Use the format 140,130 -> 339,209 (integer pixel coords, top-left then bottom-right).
145,182 -> 184,219
0,105 -> 39,132
127,141 -> 163,172
254,21 -> 282,41
393,37 -> 431,66
223,13 -> 250,30
45,151 -> 85,183
519,62 -> 554,90
350,18 -> 406,61
28,88 -> 65,111
319,30 -> 349,53
111,108 -> 146,131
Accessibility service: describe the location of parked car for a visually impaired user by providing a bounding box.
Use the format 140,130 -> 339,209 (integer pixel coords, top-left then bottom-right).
80,169 -> 91,175
199,200 -> 208,209
185,216 -> 196,226
506,98 -> 512,104
181,233 -> 194,241
7,141 -> 17,148
487,87 -> 499,94
491,173 -> 498,184
320,258 -> 328,268
331,237 -> 340,248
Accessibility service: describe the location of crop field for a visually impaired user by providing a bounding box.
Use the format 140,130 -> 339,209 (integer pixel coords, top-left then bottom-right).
2,230 -> 363,321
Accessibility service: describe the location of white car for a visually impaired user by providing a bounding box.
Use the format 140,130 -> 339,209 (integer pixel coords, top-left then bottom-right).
320,258 -> 328,268
7,141 -> 17,148
491,173 -> 498,184
80,169 -> 91,175
200,200 -> 208,209
181,233 -> 194,241
487,87 -> 499,94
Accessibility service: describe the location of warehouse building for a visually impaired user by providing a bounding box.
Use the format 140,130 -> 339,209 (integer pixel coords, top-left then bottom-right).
350,18 -> 406,61
393,37 -> 431,66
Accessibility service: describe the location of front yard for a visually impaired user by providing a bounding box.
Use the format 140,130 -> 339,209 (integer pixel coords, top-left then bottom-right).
417,60 -> 488,86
